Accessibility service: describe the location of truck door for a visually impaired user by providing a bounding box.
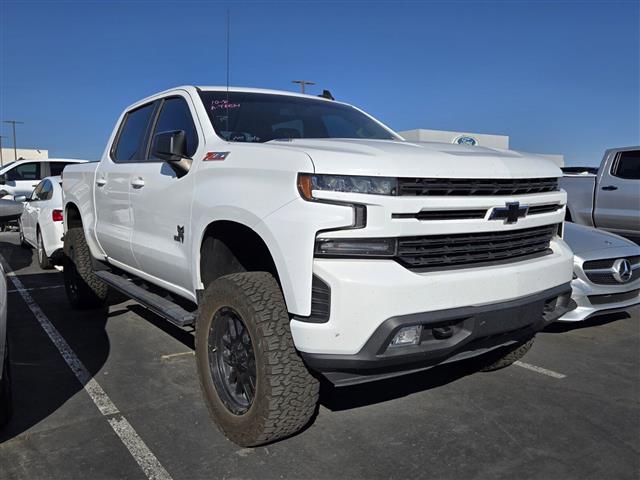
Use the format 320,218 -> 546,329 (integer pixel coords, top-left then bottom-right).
95,101 -> 157,269
594,149 -> 640,235
129,94 -> 199,293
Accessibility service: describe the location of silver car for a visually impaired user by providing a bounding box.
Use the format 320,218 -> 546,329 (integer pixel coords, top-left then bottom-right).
0,263 -> 9,427
560,222 -> 640,321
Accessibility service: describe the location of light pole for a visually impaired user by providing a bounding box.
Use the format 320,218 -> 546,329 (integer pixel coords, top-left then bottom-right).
0,136 -> 5,167
3,120 -> 24,161
291,80 -> 315,94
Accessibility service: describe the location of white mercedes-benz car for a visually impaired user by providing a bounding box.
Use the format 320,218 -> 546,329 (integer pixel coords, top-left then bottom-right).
560,222 -> 640,321
16,176 -> 64,269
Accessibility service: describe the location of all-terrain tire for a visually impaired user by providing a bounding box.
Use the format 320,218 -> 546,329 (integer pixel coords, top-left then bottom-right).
195,272 -> 319,446
0,339 -> 12,428
479,336 -> 535,372
63,227 -> 108,309
37,229 -> 53,270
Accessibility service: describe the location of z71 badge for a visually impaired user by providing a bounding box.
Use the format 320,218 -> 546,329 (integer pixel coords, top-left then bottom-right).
204,152 -> 230,161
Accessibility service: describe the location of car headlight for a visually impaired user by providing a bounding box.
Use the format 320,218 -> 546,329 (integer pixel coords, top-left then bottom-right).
298,173 -> 397,200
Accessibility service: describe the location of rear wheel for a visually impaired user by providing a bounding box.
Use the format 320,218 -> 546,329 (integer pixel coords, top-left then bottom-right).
63,227 -> 108,309
0,339 -> 12,428
37,229 -> 53,270
195,272 -> 319,446
479,336 -> 535,372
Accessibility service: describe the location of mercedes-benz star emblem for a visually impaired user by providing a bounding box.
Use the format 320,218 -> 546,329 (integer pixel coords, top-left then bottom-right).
612,258 -> 633,283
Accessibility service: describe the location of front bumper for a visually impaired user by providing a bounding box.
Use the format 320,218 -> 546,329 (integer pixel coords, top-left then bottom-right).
301,283 -> 573,386
559,279 -> 640,322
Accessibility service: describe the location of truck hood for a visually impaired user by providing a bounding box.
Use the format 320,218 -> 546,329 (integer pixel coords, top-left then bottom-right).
269,138 -> 562,178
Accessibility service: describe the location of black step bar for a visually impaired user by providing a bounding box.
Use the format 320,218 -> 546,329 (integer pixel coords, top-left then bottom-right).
95,270 -> 196,327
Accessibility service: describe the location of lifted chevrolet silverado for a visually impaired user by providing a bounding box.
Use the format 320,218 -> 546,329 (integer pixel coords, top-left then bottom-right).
62,86 -> 574,446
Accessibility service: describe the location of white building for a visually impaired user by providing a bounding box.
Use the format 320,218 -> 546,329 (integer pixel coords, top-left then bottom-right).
0,148 -> 48,167
398,129 -> 564,167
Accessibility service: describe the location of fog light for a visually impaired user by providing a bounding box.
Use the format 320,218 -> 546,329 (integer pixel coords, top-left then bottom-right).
389,325 -> 422,347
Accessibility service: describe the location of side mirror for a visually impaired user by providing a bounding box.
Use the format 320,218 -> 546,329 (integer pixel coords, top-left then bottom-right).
14,195 -> 27,203
151,130 -> 192,178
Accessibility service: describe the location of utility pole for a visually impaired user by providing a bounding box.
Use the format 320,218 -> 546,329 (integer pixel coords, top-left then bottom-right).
291,80 -> 315,94
3,120 -> 24,161
0,136 -> 5,167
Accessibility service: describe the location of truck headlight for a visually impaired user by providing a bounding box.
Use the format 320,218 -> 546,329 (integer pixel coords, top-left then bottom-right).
298,173 -> 397,199
315,237 -> 397,257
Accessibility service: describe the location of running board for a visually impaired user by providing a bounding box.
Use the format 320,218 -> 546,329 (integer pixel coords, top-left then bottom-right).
95,270 -> 196,327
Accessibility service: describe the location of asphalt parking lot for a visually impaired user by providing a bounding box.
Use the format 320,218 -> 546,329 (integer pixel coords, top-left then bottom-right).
0,231 -> 638,480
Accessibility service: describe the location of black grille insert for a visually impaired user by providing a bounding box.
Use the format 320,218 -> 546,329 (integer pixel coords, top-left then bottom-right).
396,224 -> 557,270
588,289 -> 640,305
397,177 -> 558,196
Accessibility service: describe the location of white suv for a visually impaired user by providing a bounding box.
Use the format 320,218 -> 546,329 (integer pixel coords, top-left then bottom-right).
62,86 -> 574,446
0,159 -> 86,199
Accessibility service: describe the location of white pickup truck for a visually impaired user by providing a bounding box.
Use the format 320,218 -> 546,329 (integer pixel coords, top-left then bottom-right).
62,86 -> 574,446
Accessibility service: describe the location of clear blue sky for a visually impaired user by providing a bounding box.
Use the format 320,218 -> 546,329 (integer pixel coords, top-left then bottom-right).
1,0 -> 638,165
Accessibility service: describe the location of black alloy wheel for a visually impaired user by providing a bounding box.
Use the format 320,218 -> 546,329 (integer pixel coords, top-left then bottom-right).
208,307 -> 257,415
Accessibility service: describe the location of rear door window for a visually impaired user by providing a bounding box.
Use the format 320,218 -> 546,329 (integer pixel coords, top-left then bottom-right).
6,162 -> 41,181
49,162 -> 76,177
39,180 -> 54,200
612,150 -> 640,180
112,103 -> 156,162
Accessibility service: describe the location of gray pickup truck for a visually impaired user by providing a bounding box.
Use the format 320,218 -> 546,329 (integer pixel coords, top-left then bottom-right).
561,147 -> 639,239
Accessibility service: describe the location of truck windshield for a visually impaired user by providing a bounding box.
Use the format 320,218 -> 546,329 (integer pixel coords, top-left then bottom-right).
198,91 -> 397,143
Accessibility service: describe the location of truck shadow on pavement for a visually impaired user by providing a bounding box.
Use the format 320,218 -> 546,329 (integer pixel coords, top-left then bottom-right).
0,239 -> 113,444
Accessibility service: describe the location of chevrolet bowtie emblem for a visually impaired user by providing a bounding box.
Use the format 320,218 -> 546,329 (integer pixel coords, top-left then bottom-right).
490,202 -> 529,224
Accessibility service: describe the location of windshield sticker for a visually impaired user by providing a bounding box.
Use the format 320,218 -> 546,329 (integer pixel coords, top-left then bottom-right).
204,151 -> 230,161
210,100 -> 241,111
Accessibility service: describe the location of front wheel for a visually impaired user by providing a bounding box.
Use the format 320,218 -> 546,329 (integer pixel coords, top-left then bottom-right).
18,220 -> 30,249
195,272 -> 319,446
63,227 -> 108,309
37,229 -> 53,270
479,335 -> 535,372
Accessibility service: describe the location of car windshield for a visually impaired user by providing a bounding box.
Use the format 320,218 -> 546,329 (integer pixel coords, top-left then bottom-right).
198,91 -> 397,143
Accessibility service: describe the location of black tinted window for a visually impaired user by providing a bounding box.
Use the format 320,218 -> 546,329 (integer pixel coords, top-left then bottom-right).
30,181 -> 44,200
6,162 -> 41,181
42,180 -> 54,200
150,97 -> 198,159
613,151 -> 640,180
198,92 -> 396,143
113,103 -> 155,162
49,162 -> 75,177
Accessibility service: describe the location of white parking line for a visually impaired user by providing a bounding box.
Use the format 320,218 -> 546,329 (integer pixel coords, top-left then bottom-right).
2,257 -> 173,480
514,361 -> 567,379
7,284 -> 64,293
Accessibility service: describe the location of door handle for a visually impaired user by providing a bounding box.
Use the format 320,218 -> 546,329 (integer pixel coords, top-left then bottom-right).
131,177 -> 145,189
96,178 -> 107,187
601,185 -> 618,191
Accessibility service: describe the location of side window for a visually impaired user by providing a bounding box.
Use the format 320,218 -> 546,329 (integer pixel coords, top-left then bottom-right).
612,150 -> 640,180
112,103 -> 156,163
30,181 -> 45,200
40,180 -> 54,200
149,97 -> 199,160
49,162 -> 75,177
6,162 -> 41,181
